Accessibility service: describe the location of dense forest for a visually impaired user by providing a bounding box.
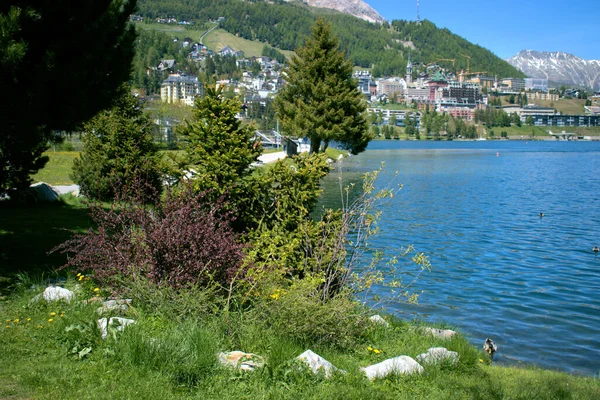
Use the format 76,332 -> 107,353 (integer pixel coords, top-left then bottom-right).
136,0 -> 525,78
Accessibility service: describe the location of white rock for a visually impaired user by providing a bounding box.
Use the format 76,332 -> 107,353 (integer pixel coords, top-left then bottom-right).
42,286 -> 74,302
218,351 -> 264,371
96,299 -> 132,315
296,349 -> 340,377
97,317 -> 136,340
416,347 -> 459,365
369,314 -> 390,327
361,356 -> 423,379
423,327 -> 457,339
29,182 -> 60,202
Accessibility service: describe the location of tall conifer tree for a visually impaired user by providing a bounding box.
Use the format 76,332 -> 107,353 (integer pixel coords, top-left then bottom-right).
274,18 -> 370,155
0,0 -> 137,194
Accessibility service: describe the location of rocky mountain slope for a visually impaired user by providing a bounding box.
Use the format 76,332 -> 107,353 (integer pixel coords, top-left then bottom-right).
506,50 -> 600,91
285,0 -> 386,23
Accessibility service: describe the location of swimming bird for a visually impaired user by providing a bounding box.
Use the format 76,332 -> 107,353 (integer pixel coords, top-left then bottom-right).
539,213 -> 544,218
483,338 -> 498,357
593,246 -> 599,253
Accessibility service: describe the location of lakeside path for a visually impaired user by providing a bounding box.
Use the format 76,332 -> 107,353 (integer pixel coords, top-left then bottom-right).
256,151 -> 286,164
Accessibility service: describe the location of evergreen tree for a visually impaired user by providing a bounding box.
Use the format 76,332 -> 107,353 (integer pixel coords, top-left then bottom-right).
274,18 -> 370,154
178,85 -> 261,198
0,0 -> 137,195
72,88 -> 163,202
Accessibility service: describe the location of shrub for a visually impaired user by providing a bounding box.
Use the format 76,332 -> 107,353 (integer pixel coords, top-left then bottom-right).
71,88 -> 163,202
53,184 -> 244,291
256,277 -> 369,349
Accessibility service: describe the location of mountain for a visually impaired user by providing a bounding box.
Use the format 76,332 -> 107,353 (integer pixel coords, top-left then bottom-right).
506,50 -> 600,91
283,0 -> 386,24
136,0 -> 524,78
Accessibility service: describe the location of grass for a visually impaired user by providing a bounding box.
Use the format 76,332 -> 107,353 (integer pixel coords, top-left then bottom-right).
32,151 -> 79,186
1,190 -> 599,399
0,280 -> 598,399
203,28 -> 294,59
0,195 -> 93,278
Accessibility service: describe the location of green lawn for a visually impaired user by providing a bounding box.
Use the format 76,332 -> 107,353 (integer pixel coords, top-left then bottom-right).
1,185 -> 598,399
0,195 -> 93,278
203,28 -> 294,59
32,151 -> 79,186
0,280 -> 598,399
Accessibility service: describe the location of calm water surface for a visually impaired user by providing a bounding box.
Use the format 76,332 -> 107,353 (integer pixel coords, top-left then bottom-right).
320,140 -> 600,375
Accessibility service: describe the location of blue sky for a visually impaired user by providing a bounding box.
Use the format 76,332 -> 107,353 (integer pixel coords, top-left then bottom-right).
364,0 -> 599,60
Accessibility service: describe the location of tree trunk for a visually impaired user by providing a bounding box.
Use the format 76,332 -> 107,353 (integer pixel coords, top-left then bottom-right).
310,137 -> 321,154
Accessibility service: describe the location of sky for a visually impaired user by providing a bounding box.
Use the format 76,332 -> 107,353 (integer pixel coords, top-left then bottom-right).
364,0 -> 600,60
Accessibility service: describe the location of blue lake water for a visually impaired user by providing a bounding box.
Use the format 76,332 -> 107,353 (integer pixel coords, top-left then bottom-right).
319,140 -> 600,375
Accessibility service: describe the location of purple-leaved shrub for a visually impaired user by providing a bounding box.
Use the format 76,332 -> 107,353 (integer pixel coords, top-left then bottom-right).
54,184 -> 244,290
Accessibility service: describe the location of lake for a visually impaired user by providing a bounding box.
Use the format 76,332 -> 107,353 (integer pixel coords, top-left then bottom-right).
319,140 -> 600,376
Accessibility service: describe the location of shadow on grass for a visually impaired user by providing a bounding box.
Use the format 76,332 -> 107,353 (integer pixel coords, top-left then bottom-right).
0,196 -> 94,284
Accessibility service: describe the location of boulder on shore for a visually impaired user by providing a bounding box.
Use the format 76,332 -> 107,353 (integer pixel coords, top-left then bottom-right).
218,351 -> 264,371
423,327 -> 457,339
28,182 -> 60,202
97,317 -> 136,340
41,286 -> 75,302
416,347 -> 459,365
296,349 -> 341,377
361,355 -> 423,379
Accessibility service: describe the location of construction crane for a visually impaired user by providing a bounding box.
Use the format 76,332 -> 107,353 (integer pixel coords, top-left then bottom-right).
429,58 -> 456,68
460,54 -> 471,74
458,70 -> 487,83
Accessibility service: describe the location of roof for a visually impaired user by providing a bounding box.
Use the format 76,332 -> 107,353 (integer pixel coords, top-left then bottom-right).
162,74 -> 199,84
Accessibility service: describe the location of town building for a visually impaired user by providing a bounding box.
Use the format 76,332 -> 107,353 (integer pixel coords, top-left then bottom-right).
525,78 -> 548,92
526,91 -> 559,101
160,74 -> 202,106
500,78 -> 525,92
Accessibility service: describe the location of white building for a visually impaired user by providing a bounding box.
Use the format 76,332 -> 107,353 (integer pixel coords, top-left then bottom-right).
160,74 -> 202,106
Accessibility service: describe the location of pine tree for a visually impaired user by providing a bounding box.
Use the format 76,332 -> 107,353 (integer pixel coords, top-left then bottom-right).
0,0 -> 137,195
274,18 -> 370,155
72,88 -> 163,202
178,85 -> 261,198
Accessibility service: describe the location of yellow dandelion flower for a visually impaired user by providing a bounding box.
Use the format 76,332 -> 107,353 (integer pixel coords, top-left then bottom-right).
13,318 -> 19,323
479,359 -> 484,363
374,349 -> 382,354
367,346 -> 373,351
48,318 -> 53,323
78,275 -> 84,281
270,293 -> 281,300
60,313 -> 65,317
93,288 -> 100,293
5,325 -> 10,329
27,318 -> 31,322
5,319 -> 10,323
37,325 -> 43,329
50,312 -> 56,316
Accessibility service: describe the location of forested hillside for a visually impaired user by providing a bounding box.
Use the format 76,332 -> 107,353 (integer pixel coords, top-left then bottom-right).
136,0 -> 524,78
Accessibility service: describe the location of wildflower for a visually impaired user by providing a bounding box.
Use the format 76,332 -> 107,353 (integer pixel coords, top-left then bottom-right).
479,358 -> 484,363
78,275 -> 84,281
37,325 -> 43,329
48,318 -> 53,323
367,346 -> 373,351
60,313 -> 65,317
374,349 -> 382,354
26,318 -> 31,322
4,319 -> 10,323
13,318 -> 19,323
76,272 -> 81,277
93,288 -> 100,293
50,312 -> 56,317
270,293 -> 281,300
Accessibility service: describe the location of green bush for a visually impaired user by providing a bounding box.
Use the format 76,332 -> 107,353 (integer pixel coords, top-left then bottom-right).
71,88 -> 163,202
256,278 -> 369,349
